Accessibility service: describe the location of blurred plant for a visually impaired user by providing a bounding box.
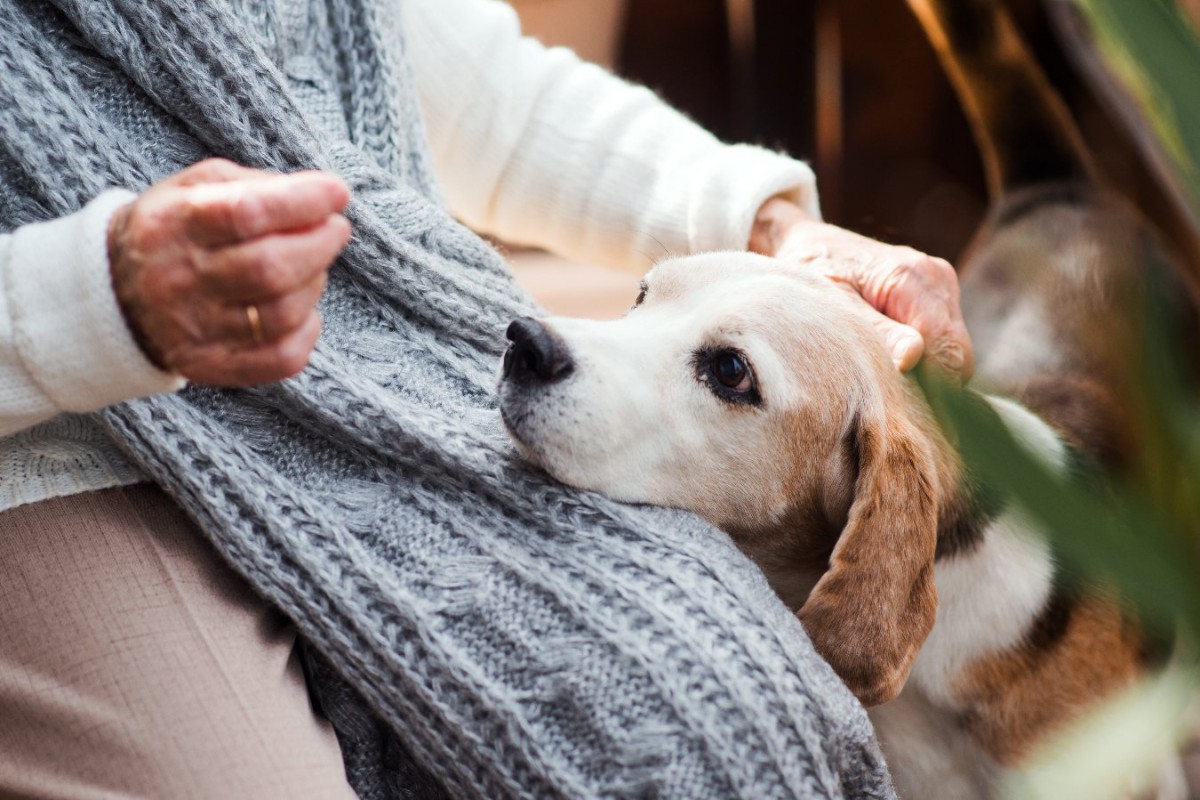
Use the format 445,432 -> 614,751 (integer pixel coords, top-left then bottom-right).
918,351 -> 1198,642
1065,0 -> 1200,220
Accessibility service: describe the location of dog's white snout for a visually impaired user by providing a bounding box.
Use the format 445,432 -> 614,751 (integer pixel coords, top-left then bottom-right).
503,317 -> 574,384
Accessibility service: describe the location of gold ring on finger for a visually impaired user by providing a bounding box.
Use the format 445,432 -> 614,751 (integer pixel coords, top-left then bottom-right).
245,304 -> 265,346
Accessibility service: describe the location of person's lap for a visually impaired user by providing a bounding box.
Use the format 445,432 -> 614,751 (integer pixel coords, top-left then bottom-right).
0,484 -> 356,799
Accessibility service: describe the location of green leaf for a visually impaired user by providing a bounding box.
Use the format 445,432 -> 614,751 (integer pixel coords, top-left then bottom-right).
916,367 -> 1200,641
1068,0 -> 1200,221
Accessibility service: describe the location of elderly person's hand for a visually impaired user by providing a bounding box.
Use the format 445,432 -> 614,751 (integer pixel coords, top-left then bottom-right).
750,196 -> 973,379
107,158 -> 352,387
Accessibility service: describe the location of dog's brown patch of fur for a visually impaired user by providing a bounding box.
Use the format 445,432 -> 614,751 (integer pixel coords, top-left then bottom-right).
951,592 -> 1148,764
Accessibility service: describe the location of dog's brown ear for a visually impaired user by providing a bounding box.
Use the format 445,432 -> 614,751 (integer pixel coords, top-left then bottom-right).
799,412 -> 939,707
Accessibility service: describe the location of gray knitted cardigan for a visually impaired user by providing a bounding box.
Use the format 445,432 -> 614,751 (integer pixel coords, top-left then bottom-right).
0,1 -> 894,797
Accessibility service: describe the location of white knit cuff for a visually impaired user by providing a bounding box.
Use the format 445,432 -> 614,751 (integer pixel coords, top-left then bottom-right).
6,189 -> 186,413
686,145 -> 821,254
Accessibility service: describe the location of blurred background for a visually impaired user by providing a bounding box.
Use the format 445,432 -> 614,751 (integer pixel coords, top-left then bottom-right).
505,0 -> 1199,319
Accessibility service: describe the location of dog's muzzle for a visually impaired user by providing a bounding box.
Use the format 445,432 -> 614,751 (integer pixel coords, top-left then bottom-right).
503,317 -> 574,385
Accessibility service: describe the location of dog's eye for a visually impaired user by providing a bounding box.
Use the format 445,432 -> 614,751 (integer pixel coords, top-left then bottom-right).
714,352 -> 749,389
632,281 -> 648,309
694,347 -> 761,406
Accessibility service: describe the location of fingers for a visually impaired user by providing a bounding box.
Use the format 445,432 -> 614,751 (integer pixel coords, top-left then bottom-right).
207,272 -> 329,345
198,213 -> 351,300
176,312 -> 325,386
184,171 -> 351,247
166,158 -> 270,188
879,317 -> 926,372
918,315 -> 973,379
838,287 -> 926,371
771,220 -> 975,378
880,256 -> 974,379
109,160 -> 353,388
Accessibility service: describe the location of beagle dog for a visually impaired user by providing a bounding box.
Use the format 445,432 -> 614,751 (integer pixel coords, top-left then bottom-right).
499,0 -> 1197,795
499,251 -> 1159,793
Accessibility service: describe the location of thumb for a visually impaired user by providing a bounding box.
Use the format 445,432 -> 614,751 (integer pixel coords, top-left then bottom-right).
872,313 -> 925,372
838,285 -> 927,372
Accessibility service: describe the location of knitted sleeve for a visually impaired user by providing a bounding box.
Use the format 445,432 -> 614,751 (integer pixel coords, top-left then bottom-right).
0,190 -> 185,438
401,0 -> 821,273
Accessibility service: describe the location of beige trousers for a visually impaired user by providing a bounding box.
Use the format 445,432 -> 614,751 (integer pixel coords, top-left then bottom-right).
0,485 -> 358,800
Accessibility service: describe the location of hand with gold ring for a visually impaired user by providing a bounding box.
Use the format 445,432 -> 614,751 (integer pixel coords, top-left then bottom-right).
107,158 -> 352,386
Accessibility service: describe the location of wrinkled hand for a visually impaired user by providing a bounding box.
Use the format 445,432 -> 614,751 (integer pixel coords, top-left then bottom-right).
108,158 -> 352,386
750,197 -> 973,379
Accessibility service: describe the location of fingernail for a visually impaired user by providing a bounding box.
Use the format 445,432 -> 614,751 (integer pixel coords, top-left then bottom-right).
891,334 -> 923,371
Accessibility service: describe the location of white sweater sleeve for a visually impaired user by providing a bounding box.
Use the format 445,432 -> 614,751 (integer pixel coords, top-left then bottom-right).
401,0 -> 821,273
0,190 -> 186,439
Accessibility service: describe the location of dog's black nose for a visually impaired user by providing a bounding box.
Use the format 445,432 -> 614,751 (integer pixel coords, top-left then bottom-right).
503,318 -> 574,383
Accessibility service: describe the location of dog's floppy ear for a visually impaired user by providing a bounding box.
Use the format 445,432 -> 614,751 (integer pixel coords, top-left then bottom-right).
799,410 -> 939,707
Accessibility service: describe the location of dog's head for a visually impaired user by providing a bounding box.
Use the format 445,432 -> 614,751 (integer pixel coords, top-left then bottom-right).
499,252 -> 941,705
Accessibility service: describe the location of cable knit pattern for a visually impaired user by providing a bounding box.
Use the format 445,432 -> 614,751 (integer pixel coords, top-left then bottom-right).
0,414 -> 146,509
0,1 -> 894,797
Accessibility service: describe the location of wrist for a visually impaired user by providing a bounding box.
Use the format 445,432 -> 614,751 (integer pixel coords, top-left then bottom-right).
748,196 -> 820,257
107,201 -> 169,371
